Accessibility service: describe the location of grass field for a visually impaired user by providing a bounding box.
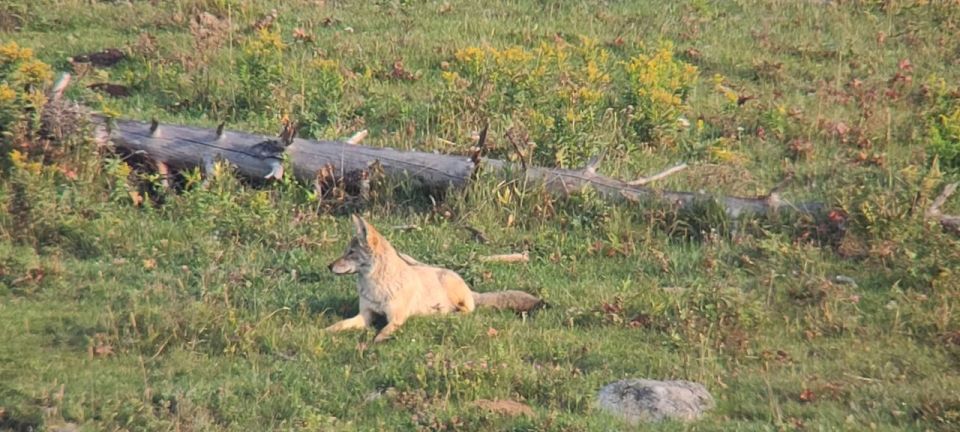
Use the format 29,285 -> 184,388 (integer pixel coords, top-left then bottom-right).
2,0 -> 960,430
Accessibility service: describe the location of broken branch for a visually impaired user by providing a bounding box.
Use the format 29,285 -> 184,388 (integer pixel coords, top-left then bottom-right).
50,73 -> 72,102
626,163 -> 688,186
346,129 -> 368,145
391,224 -> 421,231
926,182 -> 957,218
478,252 -> 529,263
927,182 -> 960,234
155,160 -> 171,189
583,150 -> 605,175
464,226 -> 490,244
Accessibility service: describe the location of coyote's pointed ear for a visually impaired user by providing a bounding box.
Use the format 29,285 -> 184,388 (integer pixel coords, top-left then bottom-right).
357,215 -> 383,249
351,214 -> 367,239
351,215 -> 380,248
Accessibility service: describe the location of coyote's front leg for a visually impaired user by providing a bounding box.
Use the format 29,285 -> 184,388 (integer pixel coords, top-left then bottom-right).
374,309 -> 409,343
326,308 -> 374,333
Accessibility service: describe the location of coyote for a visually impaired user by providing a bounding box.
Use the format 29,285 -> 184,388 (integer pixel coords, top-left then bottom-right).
327,215 -> 542,342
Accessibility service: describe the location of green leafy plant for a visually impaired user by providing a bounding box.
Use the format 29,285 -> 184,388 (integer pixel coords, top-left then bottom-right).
623,41 -> 698,142
928,96 -> 960,173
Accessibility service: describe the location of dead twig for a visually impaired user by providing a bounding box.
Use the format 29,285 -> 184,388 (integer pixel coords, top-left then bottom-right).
347,129 -> 369,145
506,130 -> 528,170
470,124 -> 490,180
926,182 -> 957,218
766,172 -> 795,197
391,224 -> 421,231
464,226 -> 489,244
582,150 -> 605,175
155,160 -> 171,189
927,182 -> 960,234
627,163 -> 688,186
50,73 -> 72,102
478,252 -> 529,263
764,172 -> 795,210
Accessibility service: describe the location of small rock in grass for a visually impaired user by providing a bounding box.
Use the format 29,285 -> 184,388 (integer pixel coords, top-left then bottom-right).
596,379 -> 714,424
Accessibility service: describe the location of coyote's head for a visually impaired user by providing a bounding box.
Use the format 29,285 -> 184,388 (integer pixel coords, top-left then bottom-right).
328,215 -> 388,275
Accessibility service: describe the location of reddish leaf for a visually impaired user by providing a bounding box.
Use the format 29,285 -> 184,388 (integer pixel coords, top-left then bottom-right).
898,58 -> 912,72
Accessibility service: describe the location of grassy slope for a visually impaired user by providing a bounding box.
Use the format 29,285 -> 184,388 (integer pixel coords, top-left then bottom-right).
2,0 -> 960,430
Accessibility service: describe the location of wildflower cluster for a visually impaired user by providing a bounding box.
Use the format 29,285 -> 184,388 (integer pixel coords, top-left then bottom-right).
624,41 -> 698,140
236,28 -> 345,135
0,41 -> 53,137
443,38 -> 698,167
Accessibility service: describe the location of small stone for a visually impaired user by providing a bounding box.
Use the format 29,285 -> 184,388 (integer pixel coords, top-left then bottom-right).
596,379 -> 714,424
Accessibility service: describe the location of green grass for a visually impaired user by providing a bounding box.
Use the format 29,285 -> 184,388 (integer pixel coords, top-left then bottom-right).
2,0 -> 960,430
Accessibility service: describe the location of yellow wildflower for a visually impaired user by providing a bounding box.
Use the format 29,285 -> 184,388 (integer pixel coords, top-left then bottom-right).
441,70 -> 461,87
9,150 -> 42,174
9,149 -> 25,166
0,83 -> 16,104
709,147 -> 745,165
16,59 -> 53,84
495,46 -> 532,64
245,28 -> 286,56
575,87 -> 603,105
711,73 -> 725,86
578,35 -> 598,51
310,58 -> 339,72
0,41 -> 31,63
454,46 -> 485,64
23,89 -> 47,110
584,60 -> 610,84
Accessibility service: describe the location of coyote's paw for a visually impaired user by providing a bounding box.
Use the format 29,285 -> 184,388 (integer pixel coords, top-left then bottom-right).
325,315 -> 368,333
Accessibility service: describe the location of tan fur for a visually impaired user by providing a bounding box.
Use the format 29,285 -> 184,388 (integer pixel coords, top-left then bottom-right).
326,215 -> 541,342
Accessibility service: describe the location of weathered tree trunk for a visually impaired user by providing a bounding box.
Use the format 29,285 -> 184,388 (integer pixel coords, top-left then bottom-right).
42,73 -> 953,233
104,117 -> 476,188
101,117 -> 824,218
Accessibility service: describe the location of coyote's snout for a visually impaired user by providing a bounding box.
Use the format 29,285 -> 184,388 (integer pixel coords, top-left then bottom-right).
326,215 -> 542,343
327,237 -> 370,275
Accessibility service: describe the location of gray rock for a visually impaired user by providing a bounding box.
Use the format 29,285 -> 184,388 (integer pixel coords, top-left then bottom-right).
596,379 -> 714,424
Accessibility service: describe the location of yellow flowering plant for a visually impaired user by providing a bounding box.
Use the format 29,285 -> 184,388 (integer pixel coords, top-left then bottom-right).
1,41 -> 55,173
234,28 -> 345,135
444,39 -> 622,167
624,41 -> 698,141
1,41 -> 53,135
441,38 -> 698,167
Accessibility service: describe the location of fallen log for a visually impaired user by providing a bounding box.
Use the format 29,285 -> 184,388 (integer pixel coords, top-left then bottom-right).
97,116 -> 826,218
46,75 -> 960,228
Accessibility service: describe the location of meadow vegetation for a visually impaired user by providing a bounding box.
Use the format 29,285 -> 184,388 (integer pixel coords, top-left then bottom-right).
2,0 -> 960,430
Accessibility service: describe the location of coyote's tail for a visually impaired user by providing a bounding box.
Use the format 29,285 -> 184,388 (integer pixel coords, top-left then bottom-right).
472,291 -> 542,312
